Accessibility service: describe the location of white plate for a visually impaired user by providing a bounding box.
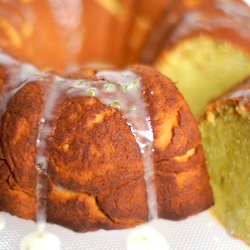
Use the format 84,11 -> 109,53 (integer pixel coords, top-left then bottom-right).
0,211 -> 248,250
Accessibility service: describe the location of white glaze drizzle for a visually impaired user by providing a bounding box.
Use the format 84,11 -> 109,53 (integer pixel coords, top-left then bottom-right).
0,52 -> 41,116
227,89 -> 250,110
96,70 -> 158,220
0,52 -> 60,248
0,213 -> 6,231
20,230 -> 60,250
170,0 -> 250,44
224,77 -> 250,109
35,78 -> 62,232
228,89 -> 250,100
127,225 -> 169,250
19,78 -> 62,249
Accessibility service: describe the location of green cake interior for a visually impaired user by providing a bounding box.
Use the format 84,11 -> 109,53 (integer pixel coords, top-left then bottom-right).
156,36 -> 250,117
200,106 -> 250,243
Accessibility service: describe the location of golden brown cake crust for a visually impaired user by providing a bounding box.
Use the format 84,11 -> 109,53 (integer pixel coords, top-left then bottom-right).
0,64 -> 213,232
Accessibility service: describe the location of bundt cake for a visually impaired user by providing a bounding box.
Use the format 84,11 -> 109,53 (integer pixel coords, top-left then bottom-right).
0,52 -> 213,232
200,77 -> 250,244
144,0 -> 250,117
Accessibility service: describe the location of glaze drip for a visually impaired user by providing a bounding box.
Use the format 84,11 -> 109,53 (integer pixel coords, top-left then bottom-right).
228,89 -> 250,100
0,213 -> 6,231
36,79 -> 62,231
224,78 -> 250,110
0,53 -> 60,248
20,230 -> 60,250
96,70 -> 158,220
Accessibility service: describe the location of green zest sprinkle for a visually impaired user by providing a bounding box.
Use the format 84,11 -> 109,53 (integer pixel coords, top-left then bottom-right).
104,83 -> 116,92
143,143 -> 150,151
110,101 -> 120,109
122,79 -> 139,91
87,88 -> 97,96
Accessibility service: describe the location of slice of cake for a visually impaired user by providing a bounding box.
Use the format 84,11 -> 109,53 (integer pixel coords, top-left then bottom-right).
200,77 -> 250,244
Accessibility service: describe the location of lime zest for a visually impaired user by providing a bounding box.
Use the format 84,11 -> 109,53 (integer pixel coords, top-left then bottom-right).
87,88 -> 97,96
103,83 -> 116,92
110,101 -> 120,109
122,79 -> 139,91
